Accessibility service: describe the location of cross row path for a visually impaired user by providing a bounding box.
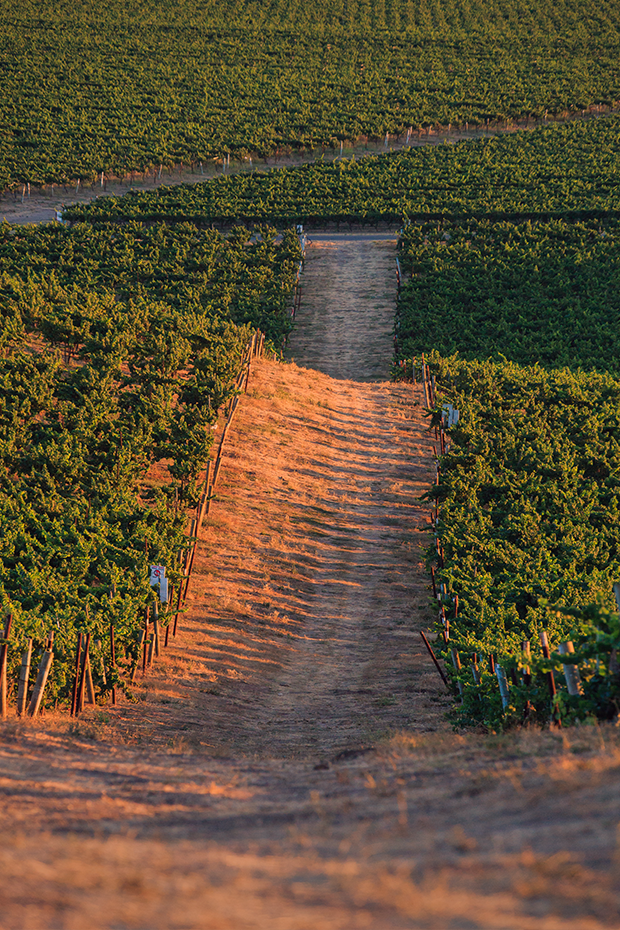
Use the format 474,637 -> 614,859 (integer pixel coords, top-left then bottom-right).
111,232 -> 446,757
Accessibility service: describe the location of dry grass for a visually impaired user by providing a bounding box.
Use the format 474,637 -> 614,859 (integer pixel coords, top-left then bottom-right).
0,721 -> 619,928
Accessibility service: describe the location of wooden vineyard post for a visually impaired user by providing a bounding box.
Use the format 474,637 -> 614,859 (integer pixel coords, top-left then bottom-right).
76,633 -> 91,715
471,654 -> 481,686
539,632 -> 556,696
173,581 -> 183,637
540,631 -> 560,726
27,646 -> 54,718
495,665 -> 510,710
204,484 -> 214,519
559,641 -> 583,696
420,631 -> 449,690
430,566 -> 437,599
164,585 -> 174,647
421,353 -> 429,408
212,453 -> 223,491
0,614 -> 13,718
181,518 -> 199,603
450,649 -> 464,698
109,624 -> 117,705
440,604 -> 449,641
521,640 -> 531,685
17,638 -> 33,716
142,609 -> 149,675
85,647 -> 96,705
197,461 -> 211,533
153,603 -> 160,659
130,630 -> 146,684
70,632 -> 83,716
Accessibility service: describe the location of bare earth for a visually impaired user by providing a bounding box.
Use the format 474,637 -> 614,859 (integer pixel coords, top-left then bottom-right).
0,236 -> 619,929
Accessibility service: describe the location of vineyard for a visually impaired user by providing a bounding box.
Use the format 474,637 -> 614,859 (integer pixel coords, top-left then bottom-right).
6,106 -> 620,727
395,217 -> 620,373
2,0 -> 620,189
65,114 -> 620,226
388,143 -> 620,726
0,220 -> 301,713
421,358 -> 620,728
2,3 -> 620,926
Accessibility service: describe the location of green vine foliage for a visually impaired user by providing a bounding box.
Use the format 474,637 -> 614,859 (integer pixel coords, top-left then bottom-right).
425,357 -> 620,728
395,217 -> 620,374
2,0 -> 620,188
66,115 -> 620,226
0,219 -> 301,708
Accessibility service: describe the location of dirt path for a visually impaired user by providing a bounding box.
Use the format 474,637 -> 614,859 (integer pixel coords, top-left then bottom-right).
1,236 -> 620,928
108,363 -> 444,758
5,107 -> 616,227
0,130 -> 488,226
286,234 -> 398,381
98,231 -> 441,761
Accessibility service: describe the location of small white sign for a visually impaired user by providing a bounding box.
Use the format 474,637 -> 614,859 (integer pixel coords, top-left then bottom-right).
149,565 -> 166,587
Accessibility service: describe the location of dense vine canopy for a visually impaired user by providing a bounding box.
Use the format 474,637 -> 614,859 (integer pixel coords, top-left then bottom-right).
2,0 -> 620,187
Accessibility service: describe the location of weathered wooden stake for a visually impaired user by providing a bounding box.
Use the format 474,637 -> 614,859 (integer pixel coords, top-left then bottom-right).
559,641 -> 583,696
521,640 -> 531,685
70,632 -> 83,716
539,631 -> 556,697
142,611 -> 149,674
109,624 -> 117,705
197,461 -> 212,531
173,581 -> 182,636
130,630 -> 146,684
27,649 -> 54,718
450,648 -> 464,697
495,665 -> 510,710
76,633 -> 91,715
540,631 -> 561,726
17,638 -> 33,716
0,614 -> 12,718
420,631 -> 449,689
153,612 -> 160,659
85,651 -> 96,705
212,453 -> 223,490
